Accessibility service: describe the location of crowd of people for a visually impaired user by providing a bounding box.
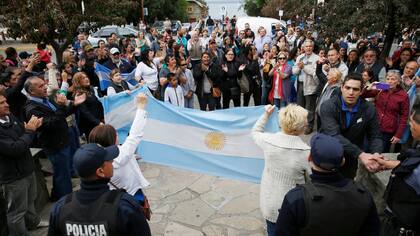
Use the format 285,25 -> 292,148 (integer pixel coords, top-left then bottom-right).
0,15 -> 420,236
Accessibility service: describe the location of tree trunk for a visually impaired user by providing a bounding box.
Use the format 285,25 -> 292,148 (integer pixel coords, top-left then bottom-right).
50,39 -> 71,65
380,0 -> 396,60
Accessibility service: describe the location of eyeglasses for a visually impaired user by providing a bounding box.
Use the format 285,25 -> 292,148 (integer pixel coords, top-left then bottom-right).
180,63 -> 188,66
278,57 -> 286,60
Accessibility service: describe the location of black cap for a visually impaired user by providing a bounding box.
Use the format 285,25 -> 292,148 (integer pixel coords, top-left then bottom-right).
310,133 -> 344,172
73,143 -> 119,178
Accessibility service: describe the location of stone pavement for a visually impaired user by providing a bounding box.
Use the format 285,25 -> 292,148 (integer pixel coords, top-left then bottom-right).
31,161 -> 266,236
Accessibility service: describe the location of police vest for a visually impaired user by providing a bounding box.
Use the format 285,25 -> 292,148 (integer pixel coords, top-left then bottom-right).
58,189 -> 124,236
384,150 -> 420,231
300,181 -> 371,236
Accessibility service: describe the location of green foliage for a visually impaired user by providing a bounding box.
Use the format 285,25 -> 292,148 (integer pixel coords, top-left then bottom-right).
244,0 -> 267,16
143,0 -> 189,22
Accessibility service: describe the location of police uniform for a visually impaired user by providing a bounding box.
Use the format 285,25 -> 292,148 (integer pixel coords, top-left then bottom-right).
275,133 -> 381,236
382,147 -> 420,236
47,143 -> 151,236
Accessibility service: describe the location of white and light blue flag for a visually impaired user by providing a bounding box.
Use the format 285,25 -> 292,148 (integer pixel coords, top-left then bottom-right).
95,63 -> 137,91
100,87 -> 279,183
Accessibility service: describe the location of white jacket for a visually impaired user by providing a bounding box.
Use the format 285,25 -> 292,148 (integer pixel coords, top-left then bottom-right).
252,114 -> 311,222
110,109 -> 150,195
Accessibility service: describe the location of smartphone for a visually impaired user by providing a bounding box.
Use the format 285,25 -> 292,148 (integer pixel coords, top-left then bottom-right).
376,82 -> 390,90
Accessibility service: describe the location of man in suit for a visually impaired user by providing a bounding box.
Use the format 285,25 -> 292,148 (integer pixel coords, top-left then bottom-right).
23,77 -> 86,201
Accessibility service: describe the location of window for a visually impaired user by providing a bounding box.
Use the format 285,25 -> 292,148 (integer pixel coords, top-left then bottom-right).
187,7 -> 193,12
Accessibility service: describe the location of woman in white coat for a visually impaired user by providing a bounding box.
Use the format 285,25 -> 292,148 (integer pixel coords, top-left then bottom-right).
252,104 -> 311,236
88,93 -> 150,204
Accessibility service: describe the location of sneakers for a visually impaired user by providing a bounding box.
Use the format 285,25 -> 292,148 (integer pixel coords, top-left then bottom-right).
37,220 -> 49,228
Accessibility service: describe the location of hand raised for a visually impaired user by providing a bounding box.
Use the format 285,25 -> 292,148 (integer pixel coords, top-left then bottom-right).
136,93 -> 148,110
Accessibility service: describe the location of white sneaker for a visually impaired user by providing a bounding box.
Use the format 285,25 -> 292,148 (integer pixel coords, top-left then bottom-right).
37,220 -> 49,228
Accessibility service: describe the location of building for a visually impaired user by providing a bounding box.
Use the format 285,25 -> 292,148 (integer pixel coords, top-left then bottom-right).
186,0 -> 208,22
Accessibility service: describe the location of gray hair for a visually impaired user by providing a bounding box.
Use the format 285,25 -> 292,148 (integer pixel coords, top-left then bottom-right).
387,70 -> 402,81
23,76 -> 40,94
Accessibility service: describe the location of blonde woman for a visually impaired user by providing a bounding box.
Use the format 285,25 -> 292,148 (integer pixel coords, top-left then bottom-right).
252,104 -> 311,236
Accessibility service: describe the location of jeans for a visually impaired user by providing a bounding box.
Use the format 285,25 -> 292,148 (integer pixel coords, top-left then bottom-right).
304,94 -> 317,130
47,146 -> 73,200
1,173 -> 40,236
198,93 -> 215,111
273,98 -> 287,109
266,220 -> 276,236
261,80 -> 271,105
297,81 -> 305,107
184,96 -> 194,109
243,80 -> 261,106
222,89 -> 240,109
208,26 -> 214,34
67,126 -> 80,176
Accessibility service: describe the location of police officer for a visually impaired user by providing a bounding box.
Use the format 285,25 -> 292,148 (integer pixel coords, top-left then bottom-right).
377,107 -> 420,236
47,143 -> 151,236
275,133 -> 380,236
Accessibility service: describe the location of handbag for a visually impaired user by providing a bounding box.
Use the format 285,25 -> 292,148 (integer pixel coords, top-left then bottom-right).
212,87 -> 221,98
109,181 -> 152,221
238,73 -> 250,93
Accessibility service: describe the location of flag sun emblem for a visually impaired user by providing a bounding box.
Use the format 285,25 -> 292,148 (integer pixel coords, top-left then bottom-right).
204,132 -> 226,150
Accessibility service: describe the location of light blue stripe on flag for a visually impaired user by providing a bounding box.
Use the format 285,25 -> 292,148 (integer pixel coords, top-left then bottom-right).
95,63 -> 137,91
100,87 -> 279,183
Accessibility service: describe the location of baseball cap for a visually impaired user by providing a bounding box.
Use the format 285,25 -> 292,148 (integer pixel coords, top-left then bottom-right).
83,44 -> 94,52
110,47 -> 120,55
310,133 -> 344,172
73,143 -> 119,178
19,51 -> 32,59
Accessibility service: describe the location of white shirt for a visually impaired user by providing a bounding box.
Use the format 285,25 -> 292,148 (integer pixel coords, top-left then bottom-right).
135,62 -> 159,91
110,109 -> 150,195
164,85 -> 185,107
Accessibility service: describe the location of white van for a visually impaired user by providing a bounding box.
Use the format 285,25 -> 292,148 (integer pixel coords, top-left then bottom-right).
236,16 -> 286,37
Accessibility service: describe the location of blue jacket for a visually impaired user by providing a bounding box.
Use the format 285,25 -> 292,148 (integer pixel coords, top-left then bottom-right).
48,179 -> 151,236
275,170 -> 380,236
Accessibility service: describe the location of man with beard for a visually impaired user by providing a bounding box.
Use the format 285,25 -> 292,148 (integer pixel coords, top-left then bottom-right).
102,48 -> 135,73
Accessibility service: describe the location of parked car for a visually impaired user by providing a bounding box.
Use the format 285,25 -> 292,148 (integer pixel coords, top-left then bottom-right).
152,21 -> 165,35
236,17 -> 286,38
181,23 -> 191,32
87,25 -> 139,47
171,21 -> 182,35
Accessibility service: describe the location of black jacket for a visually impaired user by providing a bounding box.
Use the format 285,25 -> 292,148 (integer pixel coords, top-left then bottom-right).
0,115 -> 35,184
319,95 -> 383,160
24,98 -> 75,153
221,61 -> 241,91
5,71 -> 32,121
76,88 -> 104,137
48,179 -> 151,236
275,171 -> 380,236
193,62 -> 222,97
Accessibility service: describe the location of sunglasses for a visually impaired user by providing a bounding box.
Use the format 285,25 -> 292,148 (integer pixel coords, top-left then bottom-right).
278,57 -> 286,60
180,63 -> 188,66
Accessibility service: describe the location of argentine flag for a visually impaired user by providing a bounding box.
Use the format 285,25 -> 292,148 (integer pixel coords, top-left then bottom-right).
100,87 -> 279,183
95,63 -> 138,91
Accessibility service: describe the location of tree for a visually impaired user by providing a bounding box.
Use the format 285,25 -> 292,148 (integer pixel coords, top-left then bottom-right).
252,0 -> 420,58
0,0 -> 137,64
244,0 -> 267,16
143,0 -> 188,23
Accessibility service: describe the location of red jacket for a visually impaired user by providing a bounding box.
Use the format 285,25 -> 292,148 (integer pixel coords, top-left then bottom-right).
363,87 -> 409,138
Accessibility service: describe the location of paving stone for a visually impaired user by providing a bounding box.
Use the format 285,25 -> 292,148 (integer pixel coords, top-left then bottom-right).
211,216 -> 262,231
154,204 -> 172,214
164,222 -> 203,236
220,194 -> 259,214
212,180 -> 256,199
169,198 -> 215,227
163,189 -> 194,203
188,175 -> 216,194
150,222 -> 166,236
150,213 -> 164,223
227,227 -> 241,236
200,191 -> 226,209
142,166 -> 161,178
201,224 -> 225,236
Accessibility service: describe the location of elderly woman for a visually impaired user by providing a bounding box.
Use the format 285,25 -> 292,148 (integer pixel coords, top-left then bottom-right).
252,104 -> 311,236
363,70 -> 409,152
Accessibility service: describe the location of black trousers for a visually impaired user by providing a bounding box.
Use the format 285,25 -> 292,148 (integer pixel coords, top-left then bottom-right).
222,89 -> 241,109
243,80 -> 261,106
304,94 -> 317,129
198,93 -> 215,111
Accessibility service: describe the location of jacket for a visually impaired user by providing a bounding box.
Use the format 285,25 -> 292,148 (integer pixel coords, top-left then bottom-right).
252,114 -> 311,222
193,62 -> 222,97
220,61 -> 241,91
293,53 -> 319,96
268,63 -> 292,104
275,171 -> 380,236
362,87 -> 409,138
0,115 -> 35,184
5,71 -> 32,121
48,179 -> 151,236
76,88 -> 104,137
24,98 -> 75,153
319,95 -> 383,160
